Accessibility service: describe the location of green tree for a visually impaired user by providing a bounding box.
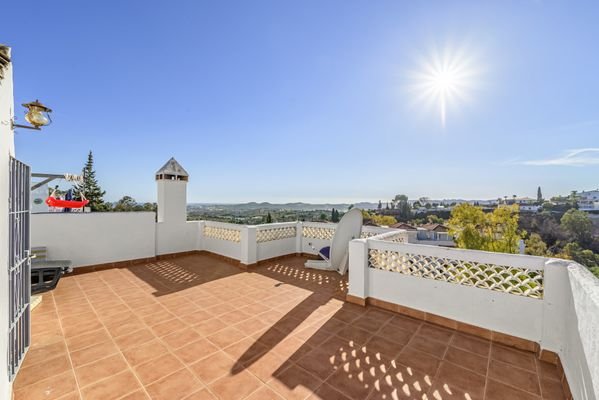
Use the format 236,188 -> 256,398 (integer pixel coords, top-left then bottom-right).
113,196 -> 137,212
73,151 -> 108,211
427,215 -> 444,224
142,202 -> 157,212
362,210 -> 396,226
448,203 -> 523,254
569,191 -> 579,208
560,209 -> 593,244
377,200 -> 382,210
448,204 -> 487,250
265,212 -> 273,223
525,233 -> 548,256
331,208 -> 340,223
558,243 -> 599,278
392,194 -> 412,220
372,215 -> 397,226
537,186 -> 543,204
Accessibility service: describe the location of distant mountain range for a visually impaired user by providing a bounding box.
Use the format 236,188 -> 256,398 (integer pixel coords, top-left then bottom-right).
188,202 -> 379,211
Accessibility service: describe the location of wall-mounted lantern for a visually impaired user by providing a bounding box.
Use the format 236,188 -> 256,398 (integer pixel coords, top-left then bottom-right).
12,99 -> 52,130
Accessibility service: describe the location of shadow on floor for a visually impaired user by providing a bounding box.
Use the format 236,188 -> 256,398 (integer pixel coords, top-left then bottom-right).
127,254 -> 244,296
231,258 -> 470,399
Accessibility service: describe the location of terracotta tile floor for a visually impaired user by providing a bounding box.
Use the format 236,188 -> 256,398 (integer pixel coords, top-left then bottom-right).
16,254 -> 566,400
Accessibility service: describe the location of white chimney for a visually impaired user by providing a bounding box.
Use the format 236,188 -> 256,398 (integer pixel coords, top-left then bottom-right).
155,157 -> 189,224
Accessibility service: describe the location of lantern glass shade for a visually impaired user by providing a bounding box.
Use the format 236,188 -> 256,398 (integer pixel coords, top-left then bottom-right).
23,100 -> 52,128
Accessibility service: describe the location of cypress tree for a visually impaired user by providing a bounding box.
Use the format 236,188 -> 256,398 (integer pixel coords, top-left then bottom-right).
73,151 -> 108,211
331,208 -> 340,222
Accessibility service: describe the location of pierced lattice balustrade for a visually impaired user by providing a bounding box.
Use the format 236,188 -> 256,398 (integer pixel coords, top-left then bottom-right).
302,226 -> 336,240
360,231 -> 379,238
203,226 -> 241,242
364,231 -> 407,242
256,226 -> 297,243
368,248 -> 544,299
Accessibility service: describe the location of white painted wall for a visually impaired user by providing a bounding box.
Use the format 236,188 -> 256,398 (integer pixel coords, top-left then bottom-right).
349,238 -> 599,400
31,213 -> 156,267
30,184 -> 49,213
352,240 -> 547,342
156,221 -> 200,255
301,222 -> 336,255
200,221 -> 242,261
0,46 -> 15,400
156,179 -> 187,224
257,237 -> 297,261
560,263 -> 598,400
255,222 -> 299,261
22,193 -> 599,400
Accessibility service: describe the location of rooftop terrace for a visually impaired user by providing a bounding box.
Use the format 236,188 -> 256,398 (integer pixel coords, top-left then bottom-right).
16,254 -> 567,400
0,156 -> 593,400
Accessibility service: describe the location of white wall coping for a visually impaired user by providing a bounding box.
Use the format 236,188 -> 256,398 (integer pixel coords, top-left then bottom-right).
368,239 -> 549,270
202,220 -> 244,230
253,221 -> 299,229
567,262 -> 599,398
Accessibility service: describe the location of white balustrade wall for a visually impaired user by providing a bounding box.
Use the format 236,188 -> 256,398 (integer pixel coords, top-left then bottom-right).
200,221 -> 243,261
348,237 -> 599,400
29,212 -> 598,398
560,263 -> 599,400
301,222 -> 337,255
255,222 -> 300,262
156,221 -> 201,256
31,212 -> 156,267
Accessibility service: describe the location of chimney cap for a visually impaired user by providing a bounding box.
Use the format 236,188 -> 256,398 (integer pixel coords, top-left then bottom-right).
156,157 -> 189,180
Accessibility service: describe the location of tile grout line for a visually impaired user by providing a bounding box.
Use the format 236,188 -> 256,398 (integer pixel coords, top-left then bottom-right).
483,340 -> 494,400
537,358 -> 548,399
113,265 -> 245,399
24,255 -> 560,400
174,266 -> 303,400
75,273 -> 154,399
110,271 -> 216,398
487,342 -> 543,399
49,291 -> 85,400
406,322 -> 441,398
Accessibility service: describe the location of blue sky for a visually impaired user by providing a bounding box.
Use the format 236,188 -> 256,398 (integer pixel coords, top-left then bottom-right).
4,1 -> 598,203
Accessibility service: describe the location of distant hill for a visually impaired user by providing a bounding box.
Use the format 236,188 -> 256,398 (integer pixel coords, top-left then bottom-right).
188,202 -> 379,211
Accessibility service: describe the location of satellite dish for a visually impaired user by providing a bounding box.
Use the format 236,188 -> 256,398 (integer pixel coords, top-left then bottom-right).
305,208 -> 363,274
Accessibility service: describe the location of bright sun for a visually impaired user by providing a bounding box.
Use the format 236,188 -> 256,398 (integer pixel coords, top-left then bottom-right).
409,46 -> 479,128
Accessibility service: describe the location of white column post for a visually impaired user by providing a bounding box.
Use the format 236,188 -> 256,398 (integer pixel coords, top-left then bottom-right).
196,221 -> 205,251
240,226 -> 257,266
295,222 -> 303,255
541,259 -> 570,353
348,238 -> 369,301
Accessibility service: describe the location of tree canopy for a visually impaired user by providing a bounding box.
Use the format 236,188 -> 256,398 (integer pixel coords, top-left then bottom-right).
362,210 -> 396,226
525,233 -> 548,256
561,209 -> 593,245
331,208 -> 340,223
112,196 -> 156,212
73,151 -> 108,211
391,194 -> 412,220
448,203 -> 523,254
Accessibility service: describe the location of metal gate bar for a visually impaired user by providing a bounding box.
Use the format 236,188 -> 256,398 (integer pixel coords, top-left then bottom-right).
8,157 -> 31,380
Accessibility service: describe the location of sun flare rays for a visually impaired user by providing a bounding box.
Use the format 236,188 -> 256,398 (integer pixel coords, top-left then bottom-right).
407,45 -> 480,128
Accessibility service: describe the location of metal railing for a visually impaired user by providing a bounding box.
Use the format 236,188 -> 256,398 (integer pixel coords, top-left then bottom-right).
8,157 -> 31,380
